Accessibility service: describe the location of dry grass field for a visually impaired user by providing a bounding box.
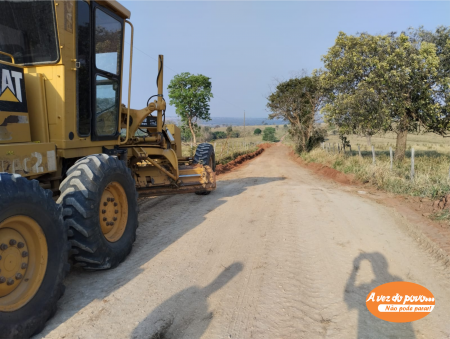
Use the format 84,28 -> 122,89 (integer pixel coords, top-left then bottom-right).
286,128 -> 450,202
181,125 -> 287,163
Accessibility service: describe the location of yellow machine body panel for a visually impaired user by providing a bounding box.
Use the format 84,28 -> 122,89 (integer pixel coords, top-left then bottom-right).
0,142 -> 57,177
0,112 -> 31,144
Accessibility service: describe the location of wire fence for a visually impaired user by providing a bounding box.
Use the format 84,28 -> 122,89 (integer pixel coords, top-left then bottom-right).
320,142 -> 450,182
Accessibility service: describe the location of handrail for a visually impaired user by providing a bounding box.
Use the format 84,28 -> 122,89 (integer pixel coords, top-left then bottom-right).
121,20 -> 134,145
0,51 -> 15,64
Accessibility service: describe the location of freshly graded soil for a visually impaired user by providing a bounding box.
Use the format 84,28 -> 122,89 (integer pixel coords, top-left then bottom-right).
35,144 -> 450,339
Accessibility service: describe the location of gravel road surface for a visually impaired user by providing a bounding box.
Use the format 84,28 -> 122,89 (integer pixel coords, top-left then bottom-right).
36,144 -> 450,339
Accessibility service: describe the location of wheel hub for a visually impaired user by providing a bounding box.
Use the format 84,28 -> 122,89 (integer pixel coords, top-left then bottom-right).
100,182 -> 128,242
0,228 -> 28,297
0,216 -> 47,312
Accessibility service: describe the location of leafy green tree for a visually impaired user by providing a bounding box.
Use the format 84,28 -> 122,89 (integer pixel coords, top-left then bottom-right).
167,72 -> 213,144
254,128 -> 262,135
267,75 -> 324,152
321,32 -> 447,161
226,126 -> 233,135
262,127 -> 276,142
180,124 -> 193,142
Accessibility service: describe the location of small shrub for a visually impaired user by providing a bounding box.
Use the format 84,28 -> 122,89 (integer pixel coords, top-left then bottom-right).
212,131 -> 227,139
262,127 -> 276,142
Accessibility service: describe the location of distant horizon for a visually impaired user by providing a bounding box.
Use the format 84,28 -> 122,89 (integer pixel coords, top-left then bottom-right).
165,116 -> 288,127
120,1 -> 450,119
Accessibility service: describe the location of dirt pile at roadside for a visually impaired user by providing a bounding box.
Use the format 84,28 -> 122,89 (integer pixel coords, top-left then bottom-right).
216,143 -> 272,175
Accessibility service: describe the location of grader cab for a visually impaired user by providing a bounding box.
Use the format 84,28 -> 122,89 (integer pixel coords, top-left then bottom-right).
0,1 -> 216,337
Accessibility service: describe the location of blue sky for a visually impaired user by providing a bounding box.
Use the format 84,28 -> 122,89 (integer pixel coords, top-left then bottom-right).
120,1 -> 450,119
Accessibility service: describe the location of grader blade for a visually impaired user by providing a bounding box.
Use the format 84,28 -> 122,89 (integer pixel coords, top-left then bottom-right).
137,165 -> 216,197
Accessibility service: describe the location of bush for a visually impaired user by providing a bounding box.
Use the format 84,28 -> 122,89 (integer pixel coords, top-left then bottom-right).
262,127 -> 276,142
254,128 -> 262,135
230,131 -> 240,138
212,131 -> 227,139
226,126 -> 233,135
294,127 -> 327,153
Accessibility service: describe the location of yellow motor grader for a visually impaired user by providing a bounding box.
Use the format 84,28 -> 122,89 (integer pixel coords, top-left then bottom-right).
0,0 -> 216,337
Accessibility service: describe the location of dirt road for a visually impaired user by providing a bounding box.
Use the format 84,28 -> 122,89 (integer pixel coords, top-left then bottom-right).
36,145 -> 450,339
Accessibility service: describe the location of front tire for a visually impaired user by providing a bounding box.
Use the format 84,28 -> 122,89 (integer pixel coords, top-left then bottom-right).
0,173 -> 67,339
58,154 -> 138,270
193,143 -> 215,195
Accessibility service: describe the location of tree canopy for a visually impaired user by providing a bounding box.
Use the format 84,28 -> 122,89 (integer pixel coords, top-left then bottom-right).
266,75 -> 325,152
321,31 -> 450,160
167,72 -> 213,144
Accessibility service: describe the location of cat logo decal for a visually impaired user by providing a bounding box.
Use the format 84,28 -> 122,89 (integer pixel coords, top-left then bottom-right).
0,63 -> 27,112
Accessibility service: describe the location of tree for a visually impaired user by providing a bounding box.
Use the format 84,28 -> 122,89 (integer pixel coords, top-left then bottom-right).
267,74 -> 324,152
262,127 -> 276,142
167,72 -> 213,144
226,126 -> 233,135
254,128 -> 262,135
321,31 -> 447,161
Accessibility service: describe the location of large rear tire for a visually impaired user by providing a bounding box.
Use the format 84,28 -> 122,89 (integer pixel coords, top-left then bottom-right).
0,173 -> 68,339
193,143 -> 215,196
58,154 -> 138,270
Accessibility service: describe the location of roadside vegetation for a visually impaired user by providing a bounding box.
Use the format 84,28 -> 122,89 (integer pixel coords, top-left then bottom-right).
181,124 -> 286,162
300,141 -> 450,199
269,26 -> 450,205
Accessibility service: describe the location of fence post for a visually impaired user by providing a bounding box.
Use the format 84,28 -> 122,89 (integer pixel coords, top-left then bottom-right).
372,146 -> 375,164
338,144 -> 340,153
214,142 -> 216,153
349,145 -> 352,154
358,144 -> 361,158
411,148 -> 415,182
389,147 -> 393,170
333,143 -> 336,154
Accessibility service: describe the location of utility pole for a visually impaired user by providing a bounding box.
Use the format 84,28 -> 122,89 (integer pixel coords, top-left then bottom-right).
244,110 -> 246,145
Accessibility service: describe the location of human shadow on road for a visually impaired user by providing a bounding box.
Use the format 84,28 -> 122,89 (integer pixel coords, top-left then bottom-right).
35,176 -> 284,337
344,252 -> 416,339
131,262 -> 243,339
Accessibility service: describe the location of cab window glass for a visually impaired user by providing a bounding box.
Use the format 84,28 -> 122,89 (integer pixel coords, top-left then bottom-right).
95,75 -> 119,136
0,0 -> 59,65
95,9 -> 122,75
